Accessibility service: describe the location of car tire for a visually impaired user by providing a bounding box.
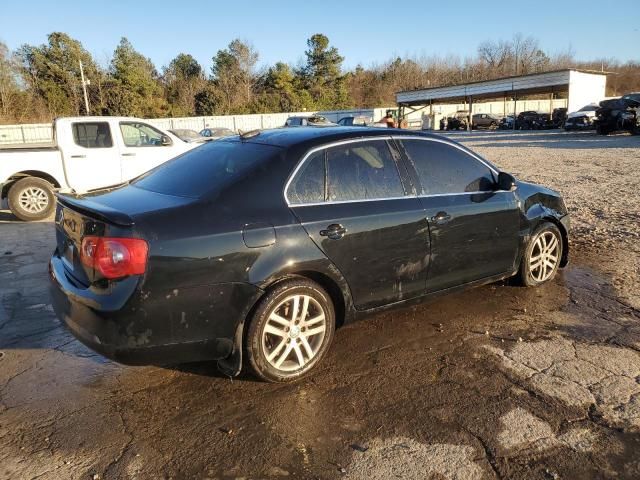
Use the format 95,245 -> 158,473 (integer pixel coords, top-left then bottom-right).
245,278 -> 335,383
7,177 -> 56,222
516,222 -> 563,287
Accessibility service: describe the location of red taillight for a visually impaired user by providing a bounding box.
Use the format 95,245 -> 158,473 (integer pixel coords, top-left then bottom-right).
80,236 -> 148,279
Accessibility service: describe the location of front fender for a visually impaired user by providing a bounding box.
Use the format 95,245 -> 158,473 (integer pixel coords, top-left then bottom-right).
519,189 -> 570,268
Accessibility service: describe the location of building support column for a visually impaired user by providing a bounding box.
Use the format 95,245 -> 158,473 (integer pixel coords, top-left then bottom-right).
467,95 -> 473,132
513,92 -> 517,131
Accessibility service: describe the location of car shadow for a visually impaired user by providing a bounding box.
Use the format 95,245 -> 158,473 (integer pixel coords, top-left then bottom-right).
0,209 -> 18,222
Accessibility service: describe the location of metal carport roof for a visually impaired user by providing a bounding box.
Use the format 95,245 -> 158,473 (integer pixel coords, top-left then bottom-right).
396,69 -> 608,106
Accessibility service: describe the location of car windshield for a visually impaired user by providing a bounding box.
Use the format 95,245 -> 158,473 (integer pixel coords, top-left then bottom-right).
212,128 -> 234,136
172,129 -> 200,139
579,105 -> 597,111
132,140 -> 281,198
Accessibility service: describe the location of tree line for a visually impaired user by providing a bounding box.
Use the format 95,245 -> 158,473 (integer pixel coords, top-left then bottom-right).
0,32 -> 638,124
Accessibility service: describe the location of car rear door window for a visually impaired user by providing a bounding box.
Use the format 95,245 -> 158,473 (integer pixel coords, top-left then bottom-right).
399,139 -> 495,195
327,140 -> 404,202
72,122 -> 113,148
288,150 -> 325,204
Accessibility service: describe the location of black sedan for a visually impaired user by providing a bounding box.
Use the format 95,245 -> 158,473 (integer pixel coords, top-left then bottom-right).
50,127 -> 569,382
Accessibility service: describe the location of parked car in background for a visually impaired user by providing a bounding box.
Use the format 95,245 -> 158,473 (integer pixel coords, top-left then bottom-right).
446,111 -> 470,130
564,104 -> 599,131
0,117 -> 196,221
337,115 -> 372,126
169,129 -> 208,143
284,115 -> 337,127
199,127 -> 235,140
50,127 -> 569,383
551,108 -> 568,128
472,113 -> 500,129
499,115 -> 515,129
595,94 -> 640,135
516,111 -> 552,130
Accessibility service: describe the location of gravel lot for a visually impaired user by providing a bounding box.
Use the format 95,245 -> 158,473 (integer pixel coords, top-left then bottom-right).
1,130 -> 639,479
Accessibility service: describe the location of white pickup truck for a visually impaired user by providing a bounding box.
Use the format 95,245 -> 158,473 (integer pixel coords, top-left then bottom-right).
0,116 -> 198,221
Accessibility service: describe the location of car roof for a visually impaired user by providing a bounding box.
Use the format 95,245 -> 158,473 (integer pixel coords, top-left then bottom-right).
235,126 -> 445,149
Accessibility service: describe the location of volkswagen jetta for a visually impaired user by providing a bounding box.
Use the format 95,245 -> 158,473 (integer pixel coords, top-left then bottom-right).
50,127 -> 569,382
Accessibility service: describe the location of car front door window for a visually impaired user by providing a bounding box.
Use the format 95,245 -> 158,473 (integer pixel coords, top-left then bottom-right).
400,140 -> 495,195
120,122 -> 165,147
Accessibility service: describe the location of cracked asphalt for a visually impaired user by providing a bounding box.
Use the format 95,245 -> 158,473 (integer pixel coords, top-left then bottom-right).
1,130 -> 639,479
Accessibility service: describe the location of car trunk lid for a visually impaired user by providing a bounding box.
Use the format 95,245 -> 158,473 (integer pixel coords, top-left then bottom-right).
54,186 -> 194,286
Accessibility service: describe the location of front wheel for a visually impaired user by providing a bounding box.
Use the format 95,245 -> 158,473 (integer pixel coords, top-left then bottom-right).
516,222 -> 563,287
245,278 -> 335,382
7,177 -> 56,222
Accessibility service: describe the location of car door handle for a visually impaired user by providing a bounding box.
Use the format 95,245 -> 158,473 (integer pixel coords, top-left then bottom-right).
319,224 -> 347,240
122,153 -> 136,157
70,154 -> 86,158
430,211 -> 452,224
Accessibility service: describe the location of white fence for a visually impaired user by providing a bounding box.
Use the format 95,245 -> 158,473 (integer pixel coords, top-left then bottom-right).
0,100 -> 571,145
0,108 -> 391,145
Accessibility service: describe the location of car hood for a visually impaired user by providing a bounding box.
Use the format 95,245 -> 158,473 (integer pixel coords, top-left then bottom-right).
516,180 -> 560,197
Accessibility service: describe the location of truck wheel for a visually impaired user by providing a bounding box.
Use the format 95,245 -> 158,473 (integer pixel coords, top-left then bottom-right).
7,177 -> 56,222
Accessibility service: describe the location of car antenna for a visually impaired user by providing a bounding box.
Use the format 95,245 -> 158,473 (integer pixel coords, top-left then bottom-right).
239,129 -> 261,140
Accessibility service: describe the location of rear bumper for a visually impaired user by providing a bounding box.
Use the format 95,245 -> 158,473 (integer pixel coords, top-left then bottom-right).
49,255 -> 263,365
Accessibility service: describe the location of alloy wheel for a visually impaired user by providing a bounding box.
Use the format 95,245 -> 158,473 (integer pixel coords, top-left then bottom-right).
529,231 -> 560,282
18,187 -> 49,213
261,294 -> 327,372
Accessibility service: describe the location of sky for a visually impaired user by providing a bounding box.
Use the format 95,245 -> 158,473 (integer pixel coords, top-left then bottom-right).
1,0 -> 638,72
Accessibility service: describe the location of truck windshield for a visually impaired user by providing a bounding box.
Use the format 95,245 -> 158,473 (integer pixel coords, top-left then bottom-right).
132,140 -> 281,198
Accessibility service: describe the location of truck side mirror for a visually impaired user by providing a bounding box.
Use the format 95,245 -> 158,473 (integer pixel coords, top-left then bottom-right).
497,172 -> 516,191
161,135 -> 172,146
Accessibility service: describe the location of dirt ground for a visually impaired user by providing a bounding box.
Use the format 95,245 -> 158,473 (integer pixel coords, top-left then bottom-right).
1,130 -> 639,480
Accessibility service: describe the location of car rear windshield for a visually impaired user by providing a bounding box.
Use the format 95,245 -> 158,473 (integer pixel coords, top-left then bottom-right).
132,140 -> 281,198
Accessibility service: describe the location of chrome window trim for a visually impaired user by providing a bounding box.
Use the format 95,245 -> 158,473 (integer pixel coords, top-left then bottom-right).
284,134 -> 504,207
289,190 -> 513,208
284,136 -> 396,206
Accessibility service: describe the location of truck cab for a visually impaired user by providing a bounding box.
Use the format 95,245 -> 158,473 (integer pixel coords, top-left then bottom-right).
1,117 -> 197,221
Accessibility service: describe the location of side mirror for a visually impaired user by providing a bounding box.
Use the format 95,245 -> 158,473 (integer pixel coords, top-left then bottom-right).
161,135 -> 172,146
497,172 -> 517,191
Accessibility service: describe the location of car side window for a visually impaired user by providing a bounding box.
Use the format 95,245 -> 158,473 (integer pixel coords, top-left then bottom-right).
120,122 -> 165,147
288,150 -> 325,205
400,139 -> 495,195
326,141 -> 404,201
72,122 -> 113,148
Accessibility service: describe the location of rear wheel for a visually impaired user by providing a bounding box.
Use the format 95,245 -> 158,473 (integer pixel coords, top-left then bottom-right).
7,177 -> 56,222
245,278 -> 335,382
516,222 -> 563,287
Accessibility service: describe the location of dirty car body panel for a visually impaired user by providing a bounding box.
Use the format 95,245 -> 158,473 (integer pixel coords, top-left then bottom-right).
49,127 -> 569,372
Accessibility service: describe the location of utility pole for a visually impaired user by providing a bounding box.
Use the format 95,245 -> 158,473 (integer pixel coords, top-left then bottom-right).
79,60 -> 90,115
